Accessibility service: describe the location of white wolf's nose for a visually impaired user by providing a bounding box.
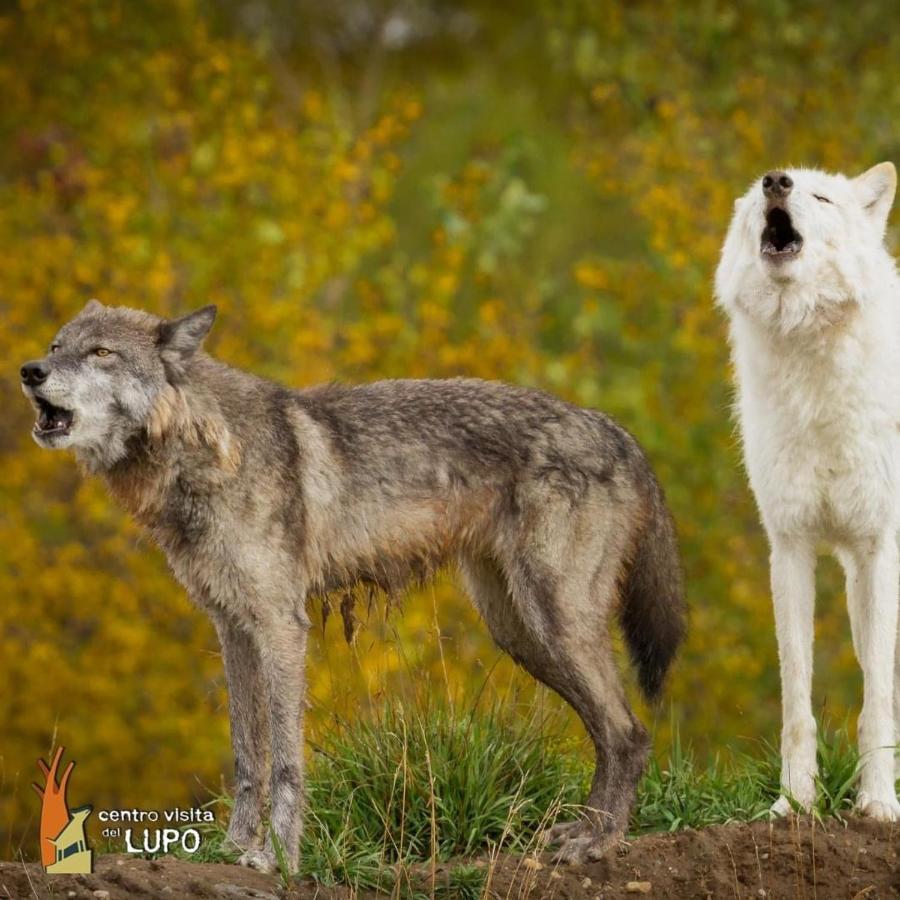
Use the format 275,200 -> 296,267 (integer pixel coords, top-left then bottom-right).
762,171 -> 793,200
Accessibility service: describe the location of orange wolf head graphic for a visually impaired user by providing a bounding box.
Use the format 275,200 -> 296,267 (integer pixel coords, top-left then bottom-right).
31,746 -> 93,873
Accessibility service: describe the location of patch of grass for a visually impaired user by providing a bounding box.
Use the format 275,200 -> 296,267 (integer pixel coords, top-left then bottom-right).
634,732 -> 777,833
812,728 -> 862,816
631,728 -> 859,834
437,863 -> 487,900
633,727 -> 862,833
269,827 -> 293,891
296,698 -> 585,892
144,702 -> 889,897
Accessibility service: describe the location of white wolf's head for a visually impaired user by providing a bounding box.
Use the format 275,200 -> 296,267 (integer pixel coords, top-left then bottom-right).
715,163 -> 896,333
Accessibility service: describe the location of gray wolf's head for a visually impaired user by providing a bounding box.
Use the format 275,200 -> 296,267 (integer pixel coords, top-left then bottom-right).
715,163 -> 896,332
20,300 -> 216,468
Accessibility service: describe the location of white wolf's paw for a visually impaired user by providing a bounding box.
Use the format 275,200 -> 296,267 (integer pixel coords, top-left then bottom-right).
855,792 -> 900,822
770,789 -> 815,818
769,796 -> 792,818
237,848 -> 277,874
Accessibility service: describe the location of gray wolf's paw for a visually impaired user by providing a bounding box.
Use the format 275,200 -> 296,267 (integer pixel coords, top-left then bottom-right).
222,832 -> 263,855
540,819 -> 583,847
855,792 -> 900,822
545,821 -> 623,865
237,848 -> 277,873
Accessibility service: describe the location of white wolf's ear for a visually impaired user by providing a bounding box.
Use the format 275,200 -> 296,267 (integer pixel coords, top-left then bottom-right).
852,162 -> 896,232
157,305 -> 217,376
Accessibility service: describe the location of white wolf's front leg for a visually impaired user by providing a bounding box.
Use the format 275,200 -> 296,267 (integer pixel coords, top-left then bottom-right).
769,536 -> 818,815
845,536 -> 900,820
895,600 -> 900,782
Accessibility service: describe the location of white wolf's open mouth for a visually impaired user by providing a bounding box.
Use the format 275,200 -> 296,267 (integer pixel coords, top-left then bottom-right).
33,397 -> 75,437
760,207 -> 803,260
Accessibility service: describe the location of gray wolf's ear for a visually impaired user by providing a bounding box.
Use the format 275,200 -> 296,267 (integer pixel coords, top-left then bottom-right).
157,305 -> 217,375
852,162 -> 896,233
82,298 -> 104,314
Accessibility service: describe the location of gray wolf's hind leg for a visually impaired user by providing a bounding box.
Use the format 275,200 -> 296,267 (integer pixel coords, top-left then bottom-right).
461,558 -> 648,865
539,647 -> 648,865
213,613 -> 270,854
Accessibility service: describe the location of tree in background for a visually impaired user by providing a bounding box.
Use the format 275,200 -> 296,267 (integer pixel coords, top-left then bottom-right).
2,0 -> 899,855
0,0 -> 421,851
541,0 -> 900,750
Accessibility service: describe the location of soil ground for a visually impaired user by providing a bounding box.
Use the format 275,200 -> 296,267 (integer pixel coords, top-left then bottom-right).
0,817 -> 895,899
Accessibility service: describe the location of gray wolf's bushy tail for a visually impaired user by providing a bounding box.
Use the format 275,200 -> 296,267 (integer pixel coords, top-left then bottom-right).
619,478 -> 686,701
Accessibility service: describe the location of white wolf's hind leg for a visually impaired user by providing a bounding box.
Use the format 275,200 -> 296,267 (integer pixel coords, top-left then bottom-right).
770,536 -> 818,814
845,536 -> 900,820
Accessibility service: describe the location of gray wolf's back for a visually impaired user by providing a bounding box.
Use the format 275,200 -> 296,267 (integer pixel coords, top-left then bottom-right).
294,377 -> 638,479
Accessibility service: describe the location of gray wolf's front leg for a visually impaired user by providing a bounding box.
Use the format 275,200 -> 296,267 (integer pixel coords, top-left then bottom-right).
239,608 -> 310,875
213,613 -> 270,853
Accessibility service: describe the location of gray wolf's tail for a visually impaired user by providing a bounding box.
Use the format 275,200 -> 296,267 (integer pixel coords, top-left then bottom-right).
619,478 -> 686,701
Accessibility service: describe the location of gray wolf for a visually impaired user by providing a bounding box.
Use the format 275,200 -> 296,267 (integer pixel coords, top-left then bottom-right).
716,163 -> 900,820
20,300 -> 686,869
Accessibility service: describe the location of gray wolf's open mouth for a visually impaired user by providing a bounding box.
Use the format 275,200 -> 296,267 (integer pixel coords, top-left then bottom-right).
761,207 -> 803,259
34,397 -> 75,437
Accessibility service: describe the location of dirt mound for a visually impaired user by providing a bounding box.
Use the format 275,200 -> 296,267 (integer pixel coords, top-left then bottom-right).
486,816 -> 897,899
0,817 -> 895,899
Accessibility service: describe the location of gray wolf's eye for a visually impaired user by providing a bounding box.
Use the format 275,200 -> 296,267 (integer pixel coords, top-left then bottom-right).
813,194 -> 832,204
93,347 -> 112,357
50,344 -> 60,353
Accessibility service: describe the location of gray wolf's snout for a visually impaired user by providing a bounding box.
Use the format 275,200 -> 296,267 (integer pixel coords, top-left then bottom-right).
21,360 -> 48,387
762,171 -> 793,200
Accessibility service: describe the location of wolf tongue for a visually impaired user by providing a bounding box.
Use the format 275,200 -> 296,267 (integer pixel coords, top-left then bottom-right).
41,411 -> 67,430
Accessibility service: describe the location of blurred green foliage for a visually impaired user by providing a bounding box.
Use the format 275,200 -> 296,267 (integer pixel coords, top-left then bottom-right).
2,0 -> 899,856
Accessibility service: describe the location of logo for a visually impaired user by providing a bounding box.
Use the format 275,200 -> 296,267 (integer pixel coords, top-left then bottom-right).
31,746 -> 93,874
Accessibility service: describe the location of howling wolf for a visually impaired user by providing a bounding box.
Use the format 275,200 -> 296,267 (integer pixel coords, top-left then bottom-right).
20,301 -> 685,870
716,163 -> 900,820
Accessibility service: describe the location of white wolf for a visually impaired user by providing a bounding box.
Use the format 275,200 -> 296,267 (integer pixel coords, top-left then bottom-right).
715,162 -> 900,820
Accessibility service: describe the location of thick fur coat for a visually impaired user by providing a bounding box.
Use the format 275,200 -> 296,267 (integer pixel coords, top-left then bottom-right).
20,303 -> 686,870
716,163 -> 900,820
